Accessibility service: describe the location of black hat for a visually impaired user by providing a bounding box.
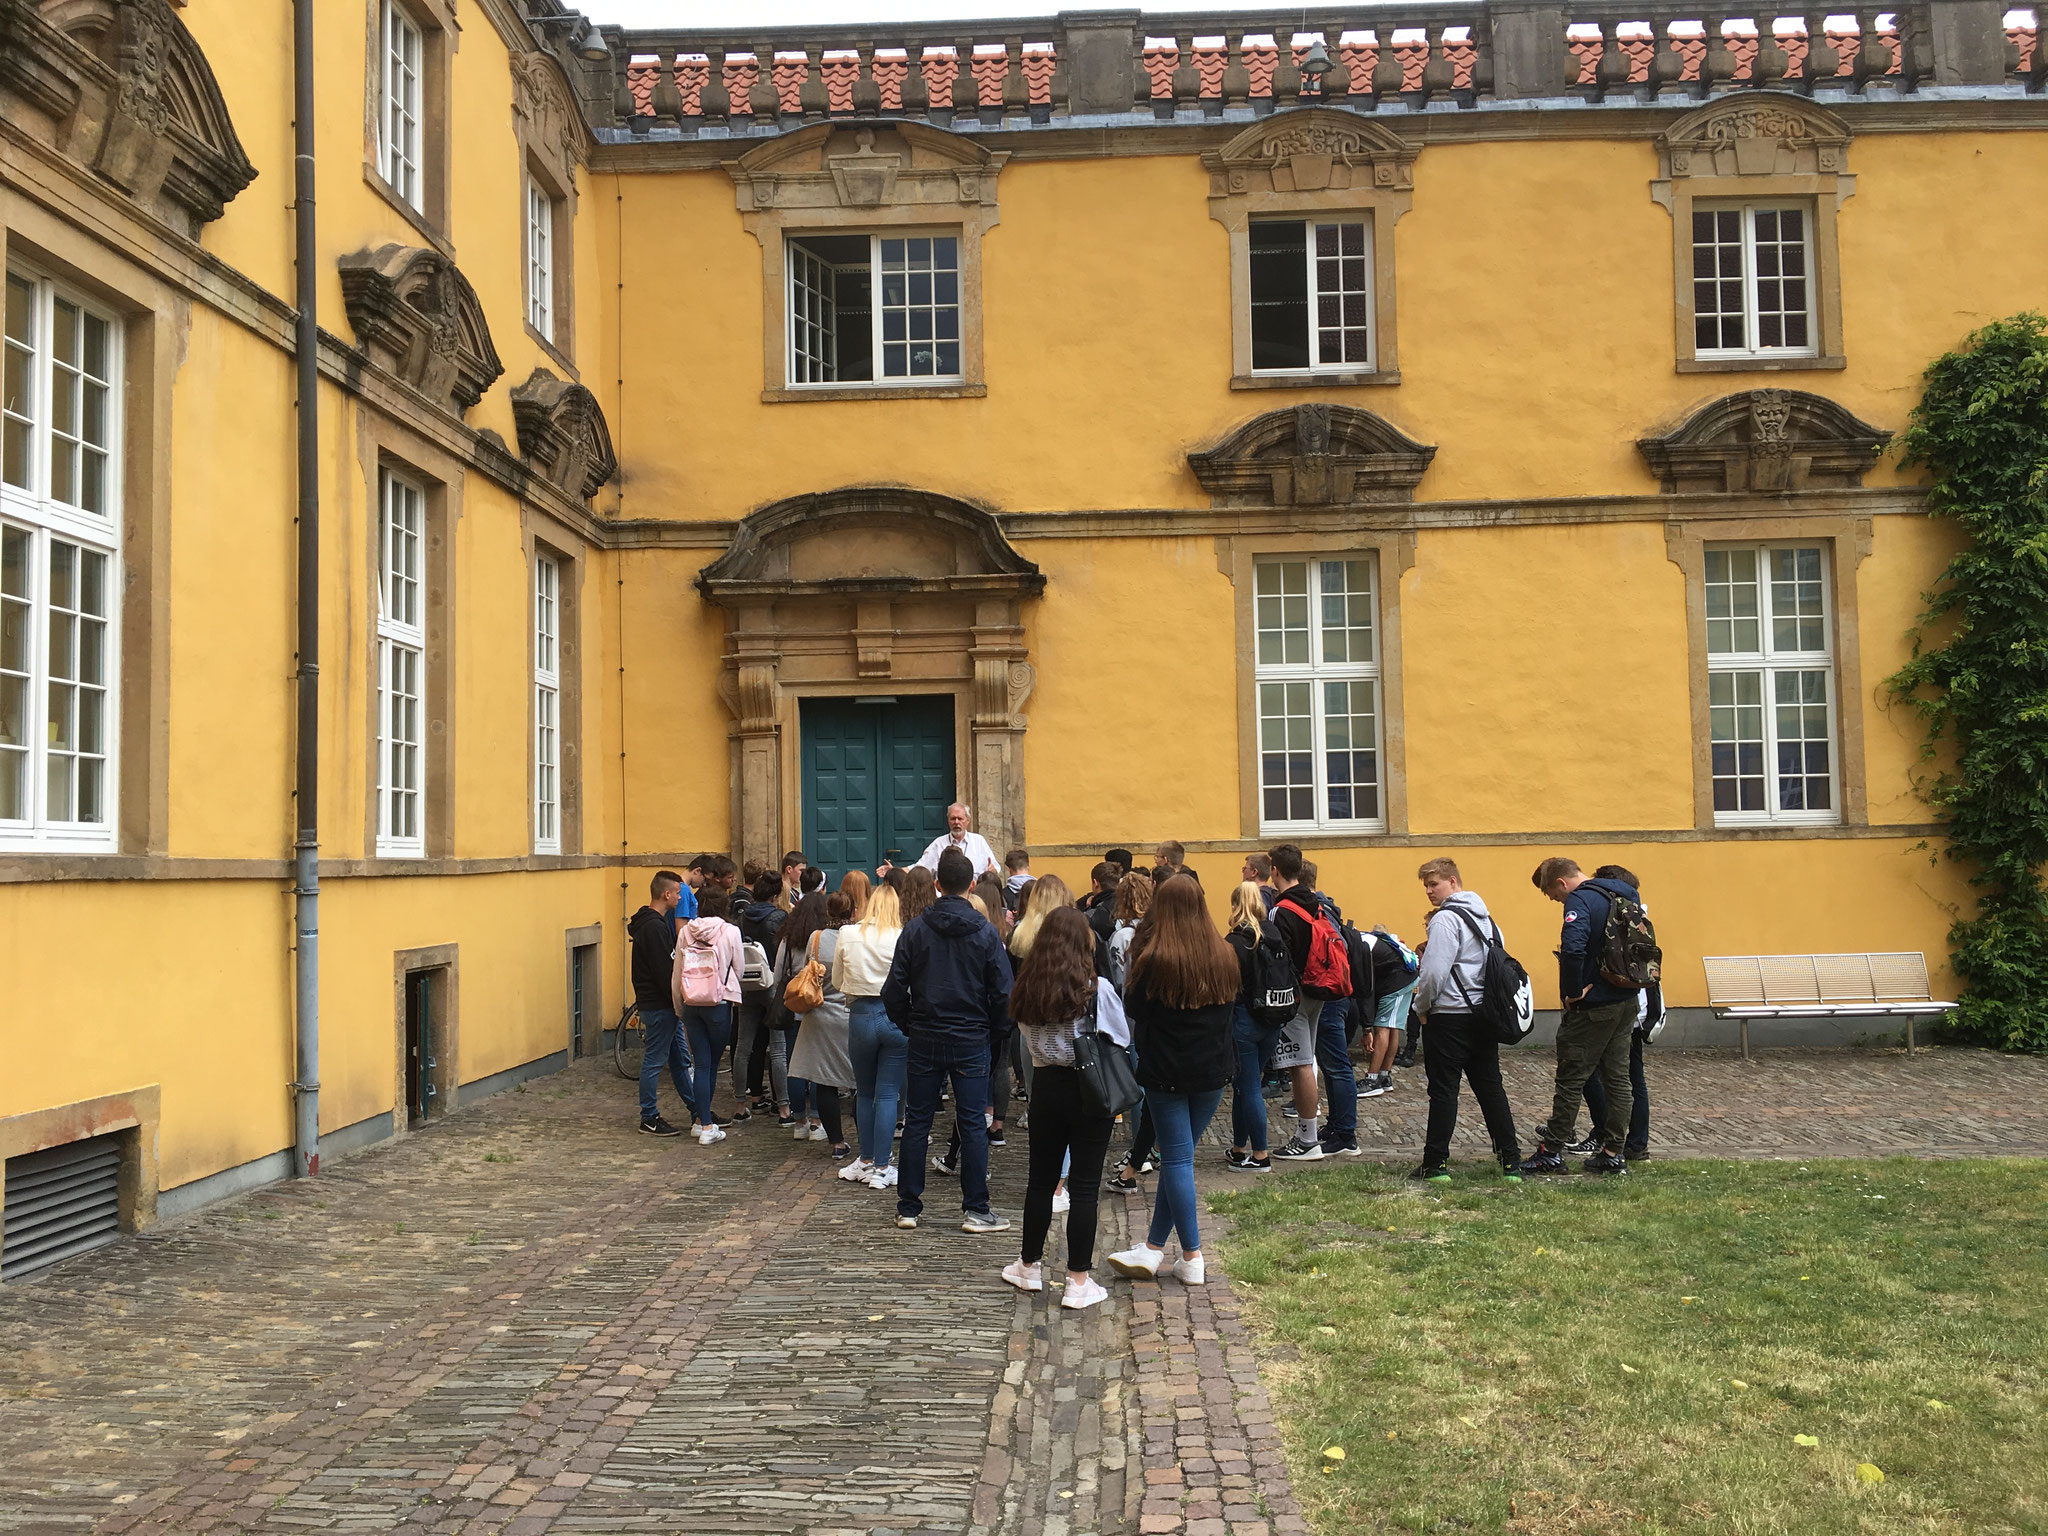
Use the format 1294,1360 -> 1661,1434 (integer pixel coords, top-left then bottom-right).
1105,848 -> 1133,872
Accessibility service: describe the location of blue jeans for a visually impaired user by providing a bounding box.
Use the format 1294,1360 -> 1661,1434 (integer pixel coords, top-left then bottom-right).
897,1034 -> 991,1219
1230,1004 -> 1282,1154
848,997 -> 909,1167
1313,999 -> 1357,1146
681,1003 -> 733,1126
638,1007 -> 691,1123
1144,1087 -> 1224,1251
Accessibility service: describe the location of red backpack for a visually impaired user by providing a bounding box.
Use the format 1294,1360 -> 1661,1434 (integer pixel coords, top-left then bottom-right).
1278,892 -> 1353,999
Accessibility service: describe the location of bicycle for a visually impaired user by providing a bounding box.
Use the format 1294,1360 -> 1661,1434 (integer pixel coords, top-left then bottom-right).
612,1001 -> 643,1080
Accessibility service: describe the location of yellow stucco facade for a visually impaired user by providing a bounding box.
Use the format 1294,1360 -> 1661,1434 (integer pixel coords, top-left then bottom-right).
1,0 -> 2042,1237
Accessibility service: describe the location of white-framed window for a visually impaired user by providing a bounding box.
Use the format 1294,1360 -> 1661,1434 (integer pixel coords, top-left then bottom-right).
376,469 -> 426,857
2,269 -> 120,852
1249,219 -> 1374,373
1254,556 -> 1384,833
785,233 -> 961,386
1692,202 -> 1815,359
1705,542 -> 1838,825
526,174 -> 553,342
380,0 -> 424,210
533,550 -> 560,855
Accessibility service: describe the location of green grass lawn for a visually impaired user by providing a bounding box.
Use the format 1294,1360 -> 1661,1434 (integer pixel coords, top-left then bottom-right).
1209,1158 -> 2048,1536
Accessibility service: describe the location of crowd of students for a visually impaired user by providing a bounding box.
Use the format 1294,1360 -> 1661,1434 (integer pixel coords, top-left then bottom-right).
625,811 -> 1665,1301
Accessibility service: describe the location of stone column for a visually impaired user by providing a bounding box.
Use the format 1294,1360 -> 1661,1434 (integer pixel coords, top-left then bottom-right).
1059,9 -> 1142,115
1486,2 -> 1571,98
727,603 -> 783,871
1926,0 -> 2008,83
968,599 -> 1034,855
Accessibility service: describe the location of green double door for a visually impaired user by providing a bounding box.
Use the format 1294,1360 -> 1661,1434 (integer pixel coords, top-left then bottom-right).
800,695 -> 955,891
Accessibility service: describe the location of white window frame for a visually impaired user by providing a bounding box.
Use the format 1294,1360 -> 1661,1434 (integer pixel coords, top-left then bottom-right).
1249,218 -> 1376,375
1705,540 -> 1839,828
784,231 -> 964,388
533,550 -> 560,855
376,469 -> 426,858
380,0 -> 424,211
1253,555 -> 1386,836
526,173 -> 554,342
1691,200 -> 1817,361
1,268 -> 122,853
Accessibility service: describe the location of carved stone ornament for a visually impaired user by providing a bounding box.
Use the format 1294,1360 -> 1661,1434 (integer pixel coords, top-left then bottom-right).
510,368 -> 616,501
727,119 -> 1007,216
1189,404 -> 1437,507
510,50 -> 582,193
1202,107 -> 1419,198
1659,93 -> 1851,180
338,245 -> 506,416
0,0 -> 258,232
1637,389 -> 1890,494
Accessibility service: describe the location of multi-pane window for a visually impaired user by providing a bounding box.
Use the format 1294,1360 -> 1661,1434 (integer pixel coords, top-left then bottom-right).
785,233 -> 961,385
376,470 -> 425,857
1692,203 -> 1814,357
1705,543 -> 1837,824
1254,557 -> 1384,831
380,0 -> 424,210
533,552 -> 560,855
526,175 -> 553,342
1249,220 -> 1374,373
2,270 -> 119,851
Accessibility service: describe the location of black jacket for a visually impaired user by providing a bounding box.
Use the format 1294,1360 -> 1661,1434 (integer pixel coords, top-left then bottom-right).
1270,887 -> 1346,999
1559,878 -> 1639,1008
1080,890 -> 1118,945
1125,973 -> 1234,1094
739,899 -> 786,953
628,904 -> 675,1012
881,896 -> 1014,1047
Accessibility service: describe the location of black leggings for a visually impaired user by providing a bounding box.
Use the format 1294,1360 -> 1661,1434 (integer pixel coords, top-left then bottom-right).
813,1084 -> 843,1145
1020,1065 -> 1117,1272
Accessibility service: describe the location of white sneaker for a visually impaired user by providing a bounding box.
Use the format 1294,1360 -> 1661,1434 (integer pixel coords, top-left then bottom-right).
1171,1254 -> 1206,1285
837,1158 -> 876,1182
1051,1188 -> 1072,1214
1106,1244 -> 1164,1279
808,1124 -> 828,1142
866,1164 -> 899,1189
1062,1274 -> 1110,1311
793,1122 -> 810,1141
1001,1259 -> 1044,1293
696,1124 -> 726,1144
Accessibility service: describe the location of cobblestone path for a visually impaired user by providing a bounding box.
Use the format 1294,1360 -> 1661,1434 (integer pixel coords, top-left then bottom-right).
2,1045 -> 2044,1536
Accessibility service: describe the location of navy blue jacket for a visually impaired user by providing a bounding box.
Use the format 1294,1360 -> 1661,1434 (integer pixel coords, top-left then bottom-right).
881,896 -> 1014,1048
1558,878 -> 1639,1008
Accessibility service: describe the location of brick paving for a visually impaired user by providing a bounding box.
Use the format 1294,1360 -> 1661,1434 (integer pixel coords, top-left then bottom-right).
1,1046 -> 2044,1536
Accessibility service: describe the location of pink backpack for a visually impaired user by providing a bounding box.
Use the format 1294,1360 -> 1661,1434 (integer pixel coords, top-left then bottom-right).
679,931 -> 725,1007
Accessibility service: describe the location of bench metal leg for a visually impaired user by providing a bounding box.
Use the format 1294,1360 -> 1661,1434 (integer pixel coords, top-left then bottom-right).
1907,1015 -> 1916,1056
1740,1018 -> 1749,1061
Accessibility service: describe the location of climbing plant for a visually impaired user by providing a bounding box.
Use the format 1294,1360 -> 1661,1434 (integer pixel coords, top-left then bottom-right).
1888,313 -> 2048,1051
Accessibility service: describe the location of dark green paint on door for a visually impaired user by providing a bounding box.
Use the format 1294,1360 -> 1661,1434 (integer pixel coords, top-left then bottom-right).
800,695 -> 954,891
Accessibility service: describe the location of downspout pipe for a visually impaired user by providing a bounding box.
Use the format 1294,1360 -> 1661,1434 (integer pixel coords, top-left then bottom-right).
291,0 -> 321,1177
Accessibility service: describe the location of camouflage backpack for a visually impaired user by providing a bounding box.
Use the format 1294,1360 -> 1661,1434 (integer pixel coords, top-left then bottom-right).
1591,879 -> 1662,989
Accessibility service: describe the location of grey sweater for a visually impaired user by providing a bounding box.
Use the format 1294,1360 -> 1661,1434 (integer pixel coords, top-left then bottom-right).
1414,891 -> 1498,1017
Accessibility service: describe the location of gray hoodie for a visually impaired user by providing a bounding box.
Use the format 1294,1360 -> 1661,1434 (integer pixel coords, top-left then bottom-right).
1414,890 -> 1498,1017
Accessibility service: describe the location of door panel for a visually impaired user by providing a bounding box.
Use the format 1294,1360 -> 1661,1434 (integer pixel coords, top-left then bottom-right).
801,695 -> 954,891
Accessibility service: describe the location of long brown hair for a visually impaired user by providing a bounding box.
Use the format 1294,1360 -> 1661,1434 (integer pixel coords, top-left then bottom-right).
838,869 -> 871,923
900,865 -> 937,922
1114,869 -> 1153,925
1126,874 -> 1239,1009
780,892 -> 832,957
1009,906 -> 1097,1027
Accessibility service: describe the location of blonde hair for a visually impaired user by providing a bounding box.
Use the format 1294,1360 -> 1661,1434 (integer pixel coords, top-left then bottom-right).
859,883 -> 903,937
1228,880 -> 1268,935
1114,869 -> 1153,925
1008,872 -> 1074,961
966,892 -> 993,922
1417,857 -> 1462,885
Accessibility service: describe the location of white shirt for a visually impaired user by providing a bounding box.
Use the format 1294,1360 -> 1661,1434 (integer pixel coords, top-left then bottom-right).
913,829 -> 999,880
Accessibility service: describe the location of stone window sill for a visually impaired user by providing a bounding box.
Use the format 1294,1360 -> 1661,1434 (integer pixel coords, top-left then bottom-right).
362,165 -> 455,260
1231,370 -> 1400,391
525,321 -> 577,378
1677,355 -> 1847,374
762,383 -> 988,404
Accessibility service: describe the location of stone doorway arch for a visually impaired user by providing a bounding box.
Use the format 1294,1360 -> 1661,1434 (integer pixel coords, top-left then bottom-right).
695,487 -> 1045,872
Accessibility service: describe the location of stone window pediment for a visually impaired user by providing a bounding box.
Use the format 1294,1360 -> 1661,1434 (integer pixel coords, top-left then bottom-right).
509,367 -> 615,501
1203,107 -> 1418,196
339,244 -> 505,416
728,120 -> 1006,215
1638,388 -> 1890,493
1189,404 -> 1436,507
1659,95 -> 1851,181
2,0 -> 257,233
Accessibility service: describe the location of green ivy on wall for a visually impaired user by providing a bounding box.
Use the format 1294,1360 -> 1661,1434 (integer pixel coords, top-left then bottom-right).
1888,314 -> 2048,1052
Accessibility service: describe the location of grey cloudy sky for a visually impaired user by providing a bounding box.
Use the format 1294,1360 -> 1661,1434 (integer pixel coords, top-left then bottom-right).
580,1 -> 1321,27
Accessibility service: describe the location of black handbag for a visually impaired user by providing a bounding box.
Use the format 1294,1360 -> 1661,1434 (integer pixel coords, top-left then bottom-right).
1072,988 -> 1143,1119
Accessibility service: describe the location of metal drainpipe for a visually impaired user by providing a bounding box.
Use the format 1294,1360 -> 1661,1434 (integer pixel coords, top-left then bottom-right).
291,0 -> 321,1178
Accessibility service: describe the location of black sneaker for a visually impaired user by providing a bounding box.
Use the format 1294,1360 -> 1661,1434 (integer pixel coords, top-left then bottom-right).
638,1116 -> 682,1137
931,1152 -> 959,1176
1136,1154 -> 1158,1176
1274,1135 -> 1325,1162
1324,1140 -> 1364,1157
987,1129 -> 1007,1148
1408,1163 -> 1451,1183
1226,1148 -> 1256,1169
1393,1037 -> 1417,1069
1106,1162 -> 1142,1191
1584,1149 -> 1630,1175
1517,1145 -> 1568,1176
1625,1145 -> 1650,1162
1564,1131 -> 1602,1156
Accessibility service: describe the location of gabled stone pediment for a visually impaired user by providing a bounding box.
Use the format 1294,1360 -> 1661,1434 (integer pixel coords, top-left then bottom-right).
1659,93 -> 1851,179
1638,389 -> 1889,493
1,0 -> 257,232
338,245 -> 505,416
1202,107 -> 1418,197
697,487 -> 1043,601
510,368 -> 615,501
1189,404 -> 1436,506
728,121 -> 1006,214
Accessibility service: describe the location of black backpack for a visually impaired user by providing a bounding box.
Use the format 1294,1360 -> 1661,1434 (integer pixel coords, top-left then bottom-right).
1339,919 -> 1379,1012
1243,921 -> 1299,1029
1445,907 -> 1536,1045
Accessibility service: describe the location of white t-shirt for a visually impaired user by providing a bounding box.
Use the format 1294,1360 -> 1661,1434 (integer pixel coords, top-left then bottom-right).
913,829 -> 999,880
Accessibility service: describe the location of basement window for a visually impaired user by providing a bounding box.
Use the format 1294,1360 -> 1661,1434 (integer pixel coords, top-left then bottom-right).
786,233 -> 961,386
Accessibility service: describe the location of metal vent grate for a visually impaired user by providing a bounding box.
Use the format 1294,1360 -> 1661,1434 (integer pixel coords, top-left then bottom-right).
3,1134 -> 122,1283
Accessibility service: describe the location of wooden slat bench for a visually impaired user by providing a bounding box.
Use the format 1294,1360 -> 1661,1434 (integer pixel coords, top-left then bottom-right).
1702,953 -> 1958,1059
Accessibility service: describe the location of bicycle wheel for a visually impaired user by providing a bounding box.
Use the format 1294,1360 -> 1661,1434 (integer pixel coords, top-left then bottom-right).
613,1001 -> 643,1080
